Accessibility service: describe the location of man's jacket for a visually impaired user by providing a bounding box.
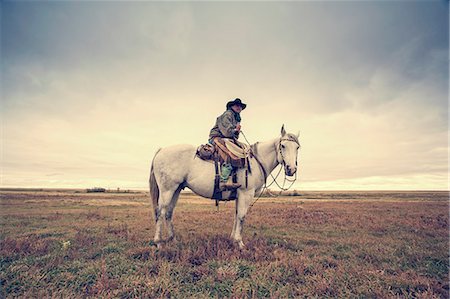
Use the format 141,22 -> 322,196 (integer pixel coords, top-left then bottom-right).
209,109 -> 240,139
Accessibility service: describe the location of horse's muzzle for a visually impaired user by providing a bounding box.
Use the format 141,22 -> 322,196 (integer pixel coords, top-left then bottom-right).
285,165 -> 297,176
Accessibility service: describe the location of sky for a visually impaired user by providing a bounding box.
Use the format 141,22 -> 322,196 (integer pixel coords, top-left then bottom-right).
1,1 -> 448,190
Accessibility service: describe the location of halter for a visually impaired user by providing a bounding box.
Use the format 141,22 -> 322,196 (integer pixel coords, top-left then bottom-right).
241,131 -> 300,208
277,135 -> 300,170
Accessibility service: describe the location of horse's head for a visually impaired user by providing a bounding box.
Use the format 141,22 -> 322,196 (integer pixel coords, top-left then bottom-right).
277,125 -> 300,176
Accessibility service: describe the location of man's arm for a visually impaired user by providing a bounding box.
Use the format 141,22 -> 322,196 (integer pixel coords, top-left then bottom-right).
218,112 -> 238,138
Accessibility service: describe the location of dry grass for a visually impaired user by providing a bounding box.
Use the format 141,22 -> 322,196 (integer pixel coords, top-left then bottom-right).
0,190 -> 448,298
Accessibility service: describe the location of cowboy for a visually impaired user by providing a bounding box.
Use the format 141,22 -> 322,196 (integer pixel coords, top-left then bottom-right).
209,98 -> 246,190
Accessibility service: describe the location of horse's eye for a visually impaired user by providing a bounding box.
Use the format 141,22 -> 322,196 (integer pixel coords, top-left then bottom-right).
281,144 -> 285,149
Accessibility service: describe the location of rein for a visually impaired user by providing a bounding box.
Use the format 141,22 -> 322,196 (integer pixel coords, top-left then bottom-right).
249,143 -> 268,182
240,131 -> 298,207
272,135 -> 299,192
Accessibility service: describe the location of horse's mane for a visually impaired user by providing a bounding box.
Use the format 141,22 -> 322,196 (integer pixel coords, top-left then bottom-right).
250,142 -> 260,156
250,133 -> 299,156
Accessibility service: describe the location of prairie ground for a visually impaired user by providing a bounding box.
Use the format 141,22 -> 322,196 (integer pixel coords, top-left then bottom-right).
0,190 -> 448,298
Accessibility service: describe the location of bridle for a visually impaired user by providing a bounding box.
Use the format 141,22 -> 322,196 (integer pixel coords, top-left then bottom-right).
240,131 -> 300,207
270,135 -> 299,192
277,135 -> 300,168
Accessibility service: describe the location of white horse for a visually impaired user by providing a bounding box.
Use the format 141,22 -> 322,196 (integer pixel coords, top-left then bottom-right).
149,125 -> 300,249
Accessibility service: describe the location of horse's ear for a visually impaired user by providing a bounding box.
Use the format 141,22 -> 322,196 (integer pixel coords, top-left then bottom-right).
296,130 -> 300,138
281,125 -> 286,137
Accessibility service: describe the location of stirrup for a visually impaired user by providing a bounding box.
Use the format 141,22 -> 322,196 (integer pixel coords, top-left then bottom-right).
219,181 -> 241,191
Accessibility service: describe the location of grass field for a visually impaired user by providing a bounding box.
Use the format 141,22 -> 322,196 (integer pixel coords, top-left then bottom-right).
1,190 -> 448,298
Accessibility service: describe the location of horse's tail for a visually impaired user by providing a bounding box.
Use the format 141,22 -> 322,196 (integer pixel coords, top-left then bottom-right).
149,148 -> 162,221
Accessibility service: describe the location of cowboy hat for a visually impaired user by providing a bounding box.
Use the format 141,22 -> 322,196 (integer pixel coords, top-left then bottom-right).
226,98 -> 247,110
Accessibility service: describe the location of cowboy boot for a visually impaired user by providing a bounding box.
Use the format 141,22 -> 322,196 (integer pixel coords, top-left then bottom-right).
219,163 -> 241,190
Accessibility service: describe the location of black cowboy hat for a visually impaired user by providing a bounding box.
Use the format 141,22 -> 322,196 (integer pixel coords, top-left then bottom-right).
226,98 -> 247,110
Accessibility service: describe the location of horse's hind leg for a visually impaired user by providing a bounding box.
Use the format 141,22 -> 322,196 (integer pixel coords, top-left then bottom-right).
166,184 -> 183,242
154,190 -> 175,246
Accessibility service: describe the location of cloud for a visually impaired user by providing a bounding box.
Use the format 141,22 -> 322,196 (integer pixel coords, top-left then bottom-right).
1,1 -> 448,190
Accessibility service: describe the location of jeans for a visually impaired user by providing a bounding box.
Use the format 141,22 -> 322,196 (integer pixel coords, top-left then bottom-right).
208,138 -> 232,182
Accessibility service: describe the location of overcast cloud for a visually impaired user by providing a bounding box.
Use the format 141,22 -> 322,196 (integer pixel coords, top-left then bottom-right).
1,1 -> 448,190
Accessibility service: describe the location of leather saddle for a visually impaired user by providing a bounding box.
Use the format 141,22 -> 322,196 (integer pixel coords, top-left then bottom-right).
197,137 -> 250,168
196,138 -> 252,202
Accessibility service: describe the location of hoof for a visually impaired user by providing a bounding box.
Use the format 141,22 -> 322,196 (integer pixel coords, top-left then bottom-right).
153,238 -> 162,248
238,240 -> 245,250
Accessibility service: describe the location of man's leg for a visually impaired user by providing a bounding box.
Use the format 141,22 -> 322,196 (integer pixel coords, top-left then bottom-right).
220,163 -> 241,190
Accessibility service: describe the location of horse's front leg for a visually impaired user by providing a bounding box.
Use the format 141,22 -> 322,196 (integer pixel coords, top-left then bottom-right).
230,201 -> 238,239
231,190 -> 253,249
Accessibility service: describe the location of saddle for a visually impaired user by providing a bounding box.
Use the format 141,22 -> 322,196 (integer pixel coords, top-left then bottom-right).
196,138 -> 252,202
197,138 -> 250,167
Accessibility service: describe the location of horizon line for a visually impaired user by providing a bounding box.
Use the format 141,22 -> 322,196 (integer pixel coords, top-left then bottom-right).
1,187 -> 448,193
